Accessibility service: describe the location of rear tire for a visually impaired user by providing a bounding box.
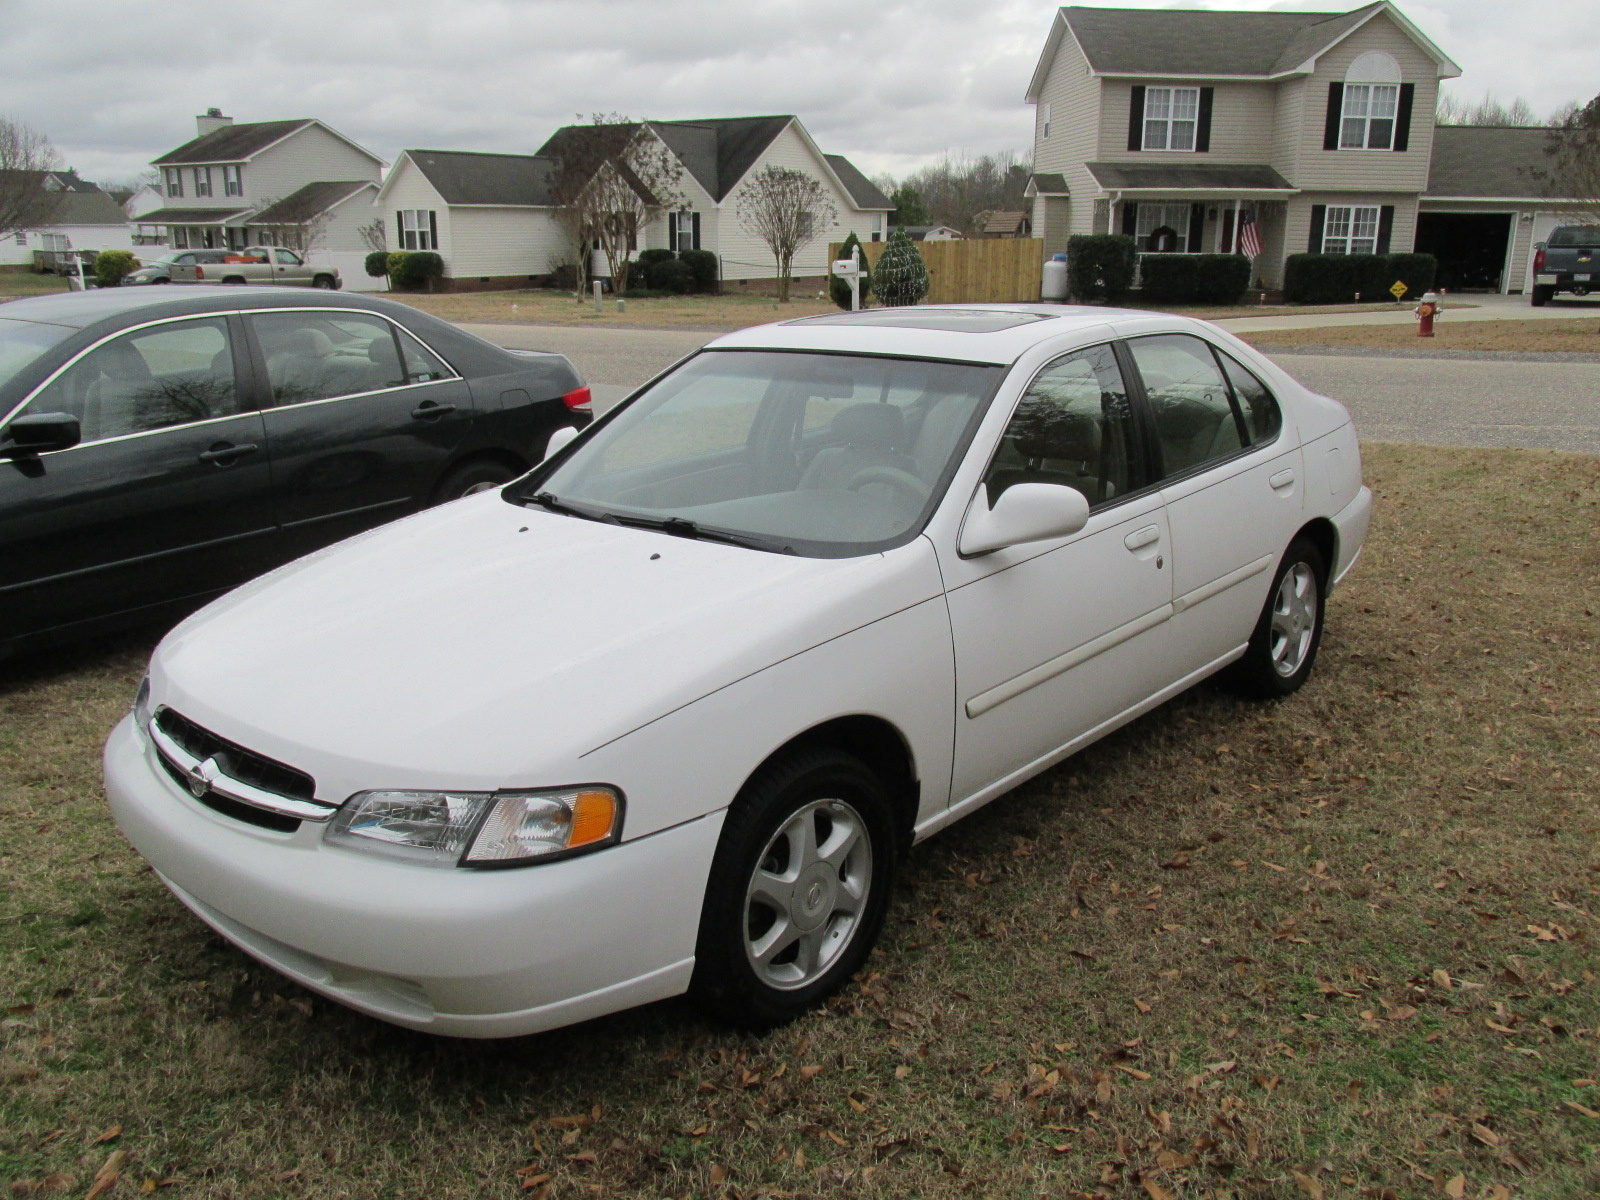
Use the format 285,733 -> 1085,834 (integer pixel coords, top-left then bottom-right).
691,747 -> 896,1029
1531,284 -> 1554,307
433,459 -> 520,503
1225,536 -> 1327,699
222,276 -> 246,285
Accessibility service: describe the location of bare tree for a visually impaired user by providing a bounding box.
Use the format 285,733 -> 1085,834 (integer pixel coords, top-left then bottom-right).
358,218 -> 386,254
1435,89 -> 1541,126
886,150 -> 1032,235
1533,94 -> 1600,222
548,114 -> 685,294
0,115 -> 63,241
737,166 -> 836,301
254,193 -> 332,255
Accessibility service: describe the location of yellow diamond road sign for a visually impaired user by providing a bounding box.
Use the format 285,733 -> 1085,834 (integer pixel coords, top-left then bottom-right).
1390,280 -> 1408,299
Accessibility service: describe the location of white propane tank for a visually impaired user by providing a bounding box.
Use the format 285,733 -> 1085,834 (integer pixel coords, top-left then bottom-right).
1041,254 -> 1068,301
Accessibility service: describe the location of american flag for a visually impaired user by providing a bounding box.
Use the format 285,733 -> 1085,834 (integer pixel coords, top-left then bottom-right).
1237,206 -> 1262,258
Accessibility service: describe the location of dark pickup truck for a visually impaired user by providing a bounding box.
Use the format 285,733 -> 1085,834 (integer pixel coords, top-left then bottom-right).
1531,225 -> 1600,305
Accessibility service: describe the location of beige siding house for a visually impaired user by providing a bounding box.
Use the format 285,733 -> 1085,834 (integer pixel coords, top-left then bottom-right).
1026,2 -> 1461,288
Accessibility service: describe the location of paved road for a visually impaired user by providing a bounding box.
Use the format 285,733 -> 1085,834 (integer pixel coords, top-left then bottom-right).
462,320 -> 1600,455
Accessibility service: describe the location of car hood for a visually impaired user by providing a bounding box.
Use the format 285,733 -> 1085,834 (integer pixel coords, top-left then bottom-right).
152,493 -> 943,803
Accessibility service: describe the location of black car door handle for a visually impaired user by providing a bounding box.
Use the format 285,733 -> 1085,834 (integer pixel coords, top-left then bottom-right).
411,402 -> 458,420
198,442 -> 260,466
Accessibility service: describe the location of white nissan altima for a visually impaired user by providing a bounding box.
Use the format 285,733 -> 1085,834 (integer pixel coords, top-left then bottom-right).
105,305 -> 1371,1038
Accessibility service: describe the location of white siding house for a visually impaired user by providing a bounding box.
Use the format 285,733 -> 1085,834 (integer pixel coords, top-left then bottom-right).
0,172 -> 132,268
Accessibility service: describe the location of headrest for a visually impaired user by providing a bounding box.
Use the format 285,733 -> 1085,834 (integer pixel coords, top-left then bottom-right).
831,402 -> 905,449
275,328 -> 334,358
1010,399 -> 1101,462
365,336 -> 400,365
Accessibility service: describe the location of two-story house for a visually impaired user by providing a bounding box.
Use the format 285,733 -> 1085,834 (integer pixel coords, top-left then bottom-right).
1026,2 -> 1460,289
143,110 -> 384,264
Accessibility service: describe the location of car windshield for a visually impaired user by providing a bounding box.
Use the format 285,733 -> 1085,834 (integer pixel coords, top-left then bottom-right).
519,349 -> 1001,557
0,318 -> 73,396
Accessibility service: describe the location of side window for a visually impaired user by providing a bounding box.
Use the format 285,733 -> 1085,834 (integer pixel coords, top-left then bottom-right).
24,318 -> 238,443
1214,349 -> 1282,444
251,311 -> 411,406
1127,334 -> 1246,478
394,327 -> 452,384
984,343 -> 1133,508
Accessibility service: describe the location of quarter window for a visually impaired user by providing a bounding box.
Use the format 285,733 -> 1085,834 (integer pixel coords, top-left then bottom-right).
1126,335 -> 1248,478
986,343 -> 1134,508
1321,205 -> 1380,255
251,311 -> 438,406
1214,349 -> 1282,444
25,318 -> 238,443
1143,86 -> 1199,151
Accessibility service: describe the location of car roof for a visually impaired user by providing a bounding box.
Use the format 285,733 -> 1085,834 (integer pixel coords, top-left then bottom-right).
706,304 -> 1194,365
0,287 -> 388,330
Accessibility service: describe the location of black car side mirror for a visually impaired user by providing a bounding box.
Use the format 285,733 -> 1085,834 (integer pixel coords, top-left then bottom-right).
1,412 -> 82,456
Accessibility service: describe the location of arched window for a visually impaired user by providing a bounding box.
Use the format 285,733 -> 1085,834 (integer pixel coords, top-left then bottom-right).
1341,52 -> 1401,149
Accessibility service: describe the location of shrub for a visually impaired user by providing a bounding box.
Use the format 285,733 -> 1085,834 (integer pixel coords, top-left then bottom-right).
364,250 -> 391,278
1067,234 -> 1137,304
94,249 -> 139,288
873,227 -> 928,307
648,257 -> 695,294
679,248 -> 719,293
388,250 -> 445,290
1137,254 -> 1252,305
829,231 -> 872,309
635,248 -> 675,274
1283,253 -> 1437,304
547,261 -> 578,290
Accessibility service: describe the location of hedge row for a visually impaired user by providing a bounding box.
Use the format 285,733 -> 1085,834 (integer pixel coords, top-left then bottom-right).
630,248 -> 718,294
1067,235 -> 1138,304
1283,252 -> 1436,304
384,251 -> 444,290
1136,254 -> 1253,305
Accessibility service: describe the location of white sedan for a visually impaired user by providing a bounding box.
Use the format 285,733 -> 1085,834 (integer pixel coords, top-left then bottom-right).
104,305 -> 1372,1038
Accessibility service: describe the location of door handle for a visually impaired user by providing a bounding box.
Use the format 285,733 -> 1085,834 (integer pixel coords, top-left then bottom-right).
411,402 -> 458,420
1124,525 -> 1160,551
1270,468 -> 1296,490
198,442 -> 259,466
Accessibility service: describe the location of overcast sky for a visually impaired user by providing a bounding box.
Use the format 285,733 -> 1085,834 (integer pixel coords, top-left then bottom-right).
3,0 -> 1589,188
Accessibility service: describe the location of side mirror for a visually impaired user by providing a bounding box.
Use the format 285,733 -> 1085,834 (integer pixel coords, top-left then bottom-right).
543,425 -> 580,461
1,412 -> 82,457
959,481 -> 1090,557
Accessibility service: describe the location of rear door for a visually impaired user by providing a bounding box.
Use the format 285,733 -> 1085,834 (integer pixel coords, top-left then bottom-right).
245,307 -> 475,557
0,314 -> 276,642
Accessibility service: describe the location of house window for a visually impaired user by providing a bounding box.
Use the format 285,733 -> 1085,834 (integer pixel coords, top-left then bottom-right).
1143,87 -> 1199,151
1340,84 -> 1399,149
669,210 -> 699,252
871,214 -> 882,243
13,231 -> 24,246
164,167 -> 183,199
172,228 -> 189,249
1136,203 -> 1193,253
1042,102 -> 1052,140
41,233 -> 68,251
399,209 -> 437,251
223,165 -> 243,196
194,166 -> 212,197
1321,205 -> 1380,255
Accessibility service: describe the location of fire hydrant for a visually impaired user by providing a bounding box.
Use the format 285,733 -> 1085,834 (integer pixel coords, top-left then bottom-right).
1414,291 -> 1438,338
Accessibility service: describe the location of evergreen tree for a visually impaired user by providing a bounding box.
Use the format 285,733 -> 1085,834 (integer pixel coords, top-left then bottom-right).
829,231 -> 873,309
872,227 -> 929,307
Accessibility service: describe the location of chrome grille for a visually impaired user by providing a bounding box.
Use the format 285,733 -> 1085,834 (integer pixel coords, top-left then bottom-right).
150,708 -> 338,826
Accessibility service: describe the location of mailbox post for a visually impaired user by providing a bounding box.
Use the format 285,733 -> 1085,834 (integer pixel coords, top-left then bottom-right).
832,248 -> 862,311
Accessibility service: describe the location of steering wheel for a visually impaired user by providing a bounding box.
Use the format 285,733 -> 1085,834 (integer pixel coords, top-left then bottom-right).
846,465 -> 929,507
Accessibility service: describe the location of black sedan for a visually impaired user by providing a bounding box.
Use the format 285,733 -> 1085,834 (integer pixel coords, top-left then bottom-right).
0,287 -> 591,658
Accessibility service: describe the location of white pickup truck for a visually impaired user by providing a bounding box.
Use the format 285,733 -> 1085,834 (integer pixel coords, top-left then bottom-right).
169,246 -> 341,289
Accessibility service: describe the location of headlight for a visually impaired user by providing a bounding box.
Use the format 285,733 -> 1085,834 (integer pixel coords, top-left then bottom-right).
325,786 -> 622,868
133,676 -> 154,734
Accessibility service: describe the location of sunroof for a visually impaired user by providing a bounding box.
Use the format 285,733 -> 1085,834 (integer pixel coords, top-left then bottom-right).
795,309 -> 1054,334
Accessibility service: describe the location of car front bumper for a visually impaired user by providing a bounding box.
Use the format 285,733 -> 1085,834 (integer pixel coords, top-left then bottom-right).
104,715 -> 722,1037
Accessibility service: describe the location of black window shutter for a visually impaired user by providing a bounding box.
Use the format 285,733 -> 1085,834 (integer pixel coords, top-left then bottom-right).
667,212 -> 677,248
1377,205 -> 1395,254
1196,88 -> 1213,153
1323,83 -> 1344,150
396,210 -> 405,250
428,210 -> 438,251
1393,83 -> 1414,152
1128,86 -> 1146,151
1188,204 -> 1205,251
1309,204 -> 1327,252
692,211 -> 701,249
1121,202 -> 1139,238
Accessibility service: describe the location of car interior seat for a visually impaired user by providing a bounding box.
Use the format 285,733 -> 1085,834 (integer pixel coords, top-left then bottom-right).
797,403 -> 917,492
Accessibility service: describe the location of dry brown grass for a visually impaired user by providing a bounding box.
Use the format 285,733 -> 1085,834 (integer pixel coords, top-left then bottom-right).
386,290 -> 839,330
0,272 -> 72,301
3,444 -> 1598,1199
1242,318 -> 1600,355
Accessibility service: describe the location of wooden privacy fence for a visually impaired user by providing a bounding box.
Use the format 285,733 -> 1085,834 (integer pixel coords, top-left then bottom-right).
828,238 -> 1045,305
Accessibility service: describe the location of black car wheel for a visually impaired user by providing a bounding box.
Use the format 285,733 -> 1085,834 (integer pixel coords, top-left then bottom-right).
312,275 -> 336,290
1531,284 -> 1554,307
691,747 -> 895,1028
434,459 -> 520,503
1226,536 -> 1327,699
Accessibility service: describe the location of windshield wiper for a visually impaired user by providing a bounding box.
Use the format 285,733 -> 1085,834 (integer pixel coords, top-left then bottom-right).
605,512 -> 793,554
521,491 -> 606,521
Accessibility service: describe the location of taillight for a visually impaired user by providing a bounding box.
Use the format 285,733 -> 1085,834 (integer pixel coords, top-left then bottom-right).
1533,247 -> 1545,273
194,265 -> 205,279
562,386 -> 592,411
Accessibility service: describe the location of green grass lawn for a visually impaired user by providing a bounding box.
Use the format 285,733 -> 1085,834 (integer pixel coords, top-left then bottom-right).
2,443 -> 1597,1199
0,271 -> 73,301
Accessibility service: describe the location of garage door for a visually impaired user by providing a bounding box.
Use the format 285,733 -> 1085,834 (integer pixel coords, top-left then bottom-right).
1415,212 -> 1513,292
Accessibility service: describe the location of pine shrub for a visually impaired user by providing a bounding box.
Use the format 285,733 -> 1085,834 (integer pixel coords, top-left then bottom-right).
873,227 -> 928,307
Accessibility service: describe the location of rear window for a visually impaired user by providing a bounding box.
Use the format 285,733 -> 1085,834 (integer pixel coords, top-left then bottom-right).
0,318 -> 72,397
1548,227 -> 1600,247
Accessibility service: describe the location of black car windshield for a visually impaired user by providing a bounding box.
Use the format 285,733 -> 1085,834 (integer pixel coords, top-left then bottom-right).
520,349 -> 1001,557
0,318 -> 72,396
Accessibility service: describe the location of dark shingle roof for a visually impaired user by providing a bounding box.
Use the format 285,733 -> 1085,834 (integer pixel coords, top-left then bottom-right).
404,150 -> 558,206
1087,162 -> 1294,191
1425,126 -> 1558,198
251,181 -> 375,223
1062,3 -> 1383,77
824,155 -> 891,210
137,206 -> 251,225
537,116 -> 796,203
1030,172 -> 1070,195
50,191 -> 129,225
153,120 -> 313,165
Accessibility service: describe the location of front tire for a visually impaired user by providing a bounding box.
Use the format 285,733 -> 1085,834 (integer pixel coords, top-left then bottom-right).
433,459 -> 520,503
691,747 -> 896,1028
1531,284 -> 1554,307
1226,536 -> 1327,699
312,274 -> 336,290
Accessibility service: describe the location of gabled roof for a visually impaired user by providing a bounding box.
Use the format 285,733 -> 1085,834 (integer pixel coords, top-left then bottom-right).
1027,2 -> 1459,98
1425,126 -> 1570,199
152,119 -> 384,168
48,191 -> 129,225
538,116 -> 793,203
251,180 -> 376,224
824,155 -> 892,210
391,150 -> 559,206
